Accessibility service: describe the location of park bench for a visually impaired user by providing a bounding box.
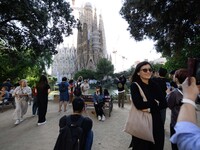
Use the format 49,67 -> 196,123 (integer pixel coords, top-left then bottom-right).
0,95 -> 15,112
82,94 -> 113,117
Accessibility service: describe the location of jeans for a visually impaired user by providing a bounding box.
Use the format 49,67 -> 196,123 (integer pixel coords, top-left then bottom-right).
85,130 -> 93,150
32,96 -> 38,115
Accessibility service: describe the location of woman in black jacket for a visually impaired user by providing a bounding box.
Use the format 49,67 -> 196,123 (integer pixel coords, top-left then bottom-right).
129,61 -> 167,150
36,75 -> 51,126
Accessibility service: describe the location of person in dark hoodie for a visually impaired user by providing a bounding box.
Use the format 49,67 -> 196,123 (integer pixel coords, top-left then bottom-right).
116,75 -> 127,108
152,67 -> 169,125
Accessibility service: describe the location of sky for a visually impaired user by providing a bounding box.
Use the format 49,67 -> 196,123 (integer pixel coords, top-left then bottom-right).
63,0 -> 162,73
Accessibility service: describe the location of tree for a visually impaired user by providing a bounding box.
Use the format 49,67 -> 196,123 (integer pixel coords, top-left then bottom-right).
120,0 -> 200,57
164,48 -> 200,72
48,76 -> 57,90
0,46 -> 52,82
0,0 -> 77,56
151,63 -> 164,72
74,69 -> 96,80
0,0 -> 77,81
96,58 -> 114,80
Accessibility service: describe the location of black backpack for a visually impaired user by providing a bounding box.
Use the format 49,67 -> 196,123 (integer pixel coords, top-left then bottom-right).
60,82 -> 67,93
54,115 -> 84,150
74,83 -> 82,97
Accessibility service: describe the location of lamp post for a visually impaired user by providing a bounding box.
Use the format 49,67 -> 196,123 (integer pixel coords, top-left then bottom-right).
113,50 -> 117,71
122,56 -> 127,71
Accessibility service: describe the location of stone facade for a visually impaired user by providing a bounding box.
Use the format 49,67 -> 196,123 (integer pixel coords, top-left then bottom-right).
51,45 -> 77,82
51,2 -> 111,81
77,2 -> 108,71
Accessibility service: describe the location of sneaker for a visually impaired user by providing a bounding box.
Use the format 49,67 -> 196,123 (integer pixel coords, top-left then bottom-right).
102,115 -> 106,121
38,121 -> 46,126
14,119 -> 20,125
20,118 -> 23,122
98,116 -> 101,121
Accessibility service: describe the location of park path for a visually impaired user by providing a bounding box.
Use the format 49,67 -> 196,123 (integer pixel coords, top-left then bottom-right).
0,101 -> 199,150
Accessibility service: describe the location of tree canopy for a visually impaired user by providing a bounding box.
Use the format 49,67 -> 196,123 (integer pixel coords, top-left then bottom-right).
0,0 -> 76,56
73,58 -> 114,82
0,0 -> 77,82
74,69 -> 96,80
120,0 -> 200,57
96,58 -> 114,80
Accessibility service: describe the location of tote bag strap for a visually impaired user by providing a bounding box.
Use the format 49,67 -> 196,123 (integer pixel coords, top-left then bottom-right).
134,82 -> 150,112
134,82 -> 147,102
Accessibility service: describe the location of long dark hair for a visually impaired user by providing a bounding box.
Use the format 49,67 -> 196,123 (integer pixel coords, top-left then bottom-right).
130,61 -> 153,83
96,85 -> 103,95
37,75 -> 48,89
103,88 -> 109,96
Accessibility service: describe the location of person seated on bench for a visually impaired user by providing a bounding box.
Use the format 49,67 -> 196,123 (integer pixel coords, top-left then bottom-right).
103,88 -> 110,99
93,85 -> 106,121
0,86 -> 9,104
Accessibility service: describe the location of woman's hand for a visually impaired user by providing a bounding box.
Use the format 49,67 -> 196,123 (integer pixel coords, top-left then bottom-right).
182,77 -> 199,101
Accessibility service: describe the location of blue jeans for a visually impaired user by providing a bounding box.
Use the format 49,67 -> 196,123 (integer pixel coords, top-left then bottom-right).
85,130 -> 93,150
32,96 -> 38,115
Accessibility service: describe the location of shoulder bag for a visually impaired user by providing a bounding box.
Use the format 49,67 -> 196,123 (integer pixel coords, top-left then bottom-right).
123,82 -> 155,143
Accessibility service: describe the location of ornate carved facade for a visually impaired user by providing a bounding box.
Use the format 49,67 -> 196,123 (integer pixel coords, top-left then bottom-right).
51,45 -> 77,81
77,2 -> 108,71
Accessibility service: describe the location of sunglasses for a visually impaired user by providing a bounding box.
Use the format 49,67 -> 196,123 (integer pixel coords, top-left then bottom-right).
141,68 -> 153,73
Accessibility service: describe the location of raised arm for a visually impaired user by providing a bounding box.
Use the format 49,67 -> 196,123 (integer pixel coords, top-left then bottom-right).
170,77 -> 200,150
177,77 -> 199,124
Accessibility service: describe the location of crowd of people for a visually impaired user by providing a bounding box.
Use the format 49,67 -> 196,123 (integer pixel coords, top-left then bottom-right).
57,75 -> 112,122
1,60 -> 200,150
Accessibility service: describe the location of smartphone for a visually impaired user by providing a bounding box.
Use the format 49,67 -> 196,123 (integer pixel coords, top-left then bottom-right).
187,58 -> 200,85
166,82 -> 171,88
166,82 -> 173,91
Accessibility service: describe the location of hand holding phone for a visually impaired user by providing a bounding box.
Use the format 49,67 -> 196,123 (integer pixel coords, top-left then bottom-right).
187,58 -> 200,86
182,77 -> 199,101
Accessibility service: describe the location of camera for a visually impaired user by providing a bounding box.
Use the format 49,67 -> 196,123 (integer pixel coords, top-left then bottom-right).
187,58 -> 200,85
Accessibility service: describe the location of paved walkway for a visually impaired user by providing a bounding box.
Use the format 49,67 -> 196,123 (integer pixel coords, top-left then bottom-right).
0,101 -> 199,150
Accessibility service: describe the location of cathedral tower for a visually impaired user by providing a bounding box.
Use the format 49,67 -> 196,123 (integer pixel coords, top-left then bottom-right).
76,2 -> 107,71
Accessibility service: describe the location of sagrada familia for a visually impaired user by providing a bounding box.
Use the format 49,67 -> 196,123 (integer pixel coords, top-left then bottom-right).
51,2 -> 111,81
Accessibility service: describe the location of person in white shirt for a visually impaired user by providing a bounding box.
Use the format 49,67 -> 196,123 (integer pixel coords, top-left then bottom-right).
81,80 -> 90,95
13,79 -> 32,125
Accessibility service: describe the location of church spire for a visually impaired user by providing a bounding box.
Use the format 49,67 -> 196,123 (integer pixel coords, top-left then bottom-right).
93,7 -> 98,31
99,14 -> 107,57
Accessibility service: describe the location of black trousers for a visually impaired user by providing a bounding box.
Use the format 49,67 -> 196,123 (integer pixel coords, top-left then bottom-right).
94,102 -> 105,117
38,99 -> 48,123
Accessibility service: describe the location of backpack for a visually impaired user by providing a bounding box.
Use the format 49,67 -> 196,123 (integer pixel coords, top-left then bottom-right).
54,115 -> 84,150
74,83 -> 82,97
60,82 -> 67,93
117,82 -> 123,88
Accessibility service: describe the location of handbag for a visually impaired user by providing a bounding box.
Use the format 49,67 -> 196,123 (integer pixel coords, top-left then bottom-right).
123,82 -> 155,143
